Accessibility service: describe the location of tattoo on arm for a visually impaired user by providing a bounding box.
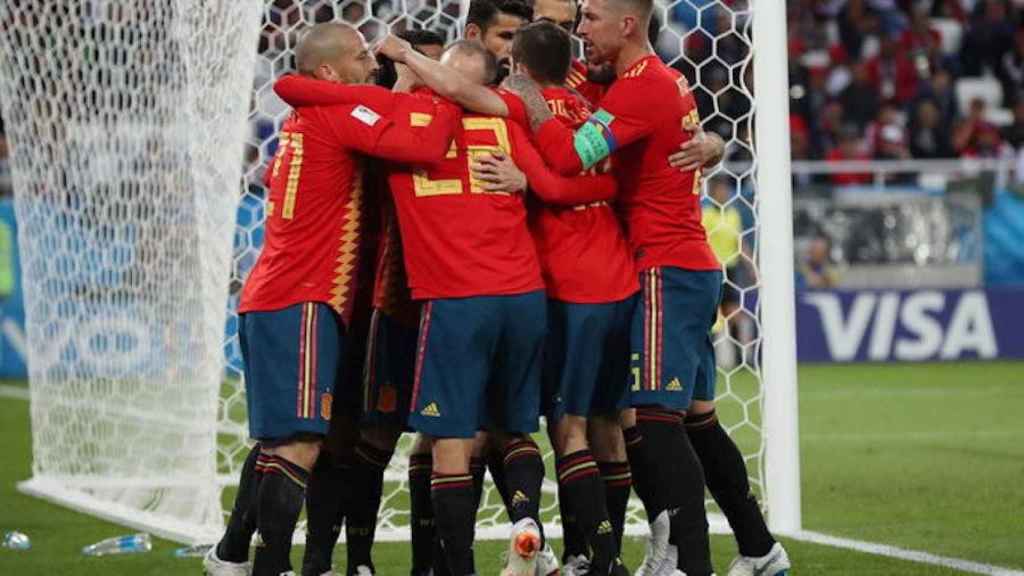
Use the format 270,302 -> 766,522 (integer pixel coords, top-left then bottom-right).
504,74 -> 553,133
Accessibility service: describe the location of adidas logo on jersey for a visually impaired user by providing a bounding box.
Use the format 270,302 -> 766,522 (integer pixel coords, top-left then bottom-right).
597,520 -> 613,535
666,378 -> 683,391
420,402 -> 441,417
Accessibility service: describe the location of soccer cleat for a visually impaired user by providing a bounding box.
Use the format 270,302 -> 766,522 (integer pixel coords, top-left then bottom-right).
501,518 -> 542,576
726,543 -> 790,576
350,566 -> 374,576
633,511 -> 673,576
562,554 -> 590,576
536,542 -> 561,576
202,545 -> 251,576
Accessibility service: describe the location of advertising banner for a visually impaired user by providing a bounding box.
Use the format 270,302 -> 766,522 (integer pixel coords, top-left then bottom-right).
797,288 -> 1024,362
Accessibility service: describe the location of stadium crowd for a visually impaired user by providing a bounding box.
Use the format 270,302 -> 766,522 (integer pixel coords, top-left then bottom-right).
782,0 -> 1024,168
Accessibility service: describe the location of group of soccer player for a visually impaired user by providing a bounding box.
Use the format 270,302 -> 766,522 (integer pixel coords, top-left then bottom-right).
203,0 -> 793,575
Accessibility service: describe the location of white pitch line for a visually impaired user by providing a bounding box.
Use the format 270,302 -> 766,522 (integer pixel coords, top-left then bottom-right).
793,530 -> 1024,576
0,384 -> 29,401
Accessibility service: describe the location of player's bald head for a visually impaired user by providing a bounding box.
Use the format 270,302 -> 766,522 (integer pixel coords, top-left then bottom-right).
441,40 -> 499,86
295,22 -> 360,74
294,22 -> 380,85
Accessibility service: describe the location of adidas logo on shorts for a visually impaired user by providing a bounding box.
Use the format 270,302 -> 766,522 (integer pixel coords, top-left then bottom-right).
420,402 -> 441,417
666,377 -> 683,391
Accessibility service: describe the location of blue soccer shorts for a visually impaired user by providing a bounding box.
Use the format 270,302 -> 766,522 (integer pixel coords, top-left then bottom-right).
407,290 -> 547,439
239,302 -> 344,441
361,308 -> 419,430
543,295 -> 636,421
629,267 -> 723,410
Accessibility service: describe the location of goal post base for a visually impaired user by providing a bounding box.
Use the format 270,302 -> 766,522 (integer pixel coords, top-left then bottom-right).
17,476 -> 222,546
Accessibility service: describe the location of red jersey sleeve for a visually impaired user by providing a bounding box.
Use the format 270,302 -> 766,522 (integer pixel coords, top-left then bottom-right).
534,64 -> 668,173
509,122 -> 617,205
495,89 -> 528,126
319,97 -> 459,164
273,74 -> 392,108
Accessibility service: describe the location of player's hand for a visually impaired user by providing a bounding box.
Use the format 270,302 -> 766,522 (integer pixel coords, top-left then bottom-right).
394,62 -> 421,92
375,34 -> 412,63
669,129 -> 725,172
471,151 -> 526,193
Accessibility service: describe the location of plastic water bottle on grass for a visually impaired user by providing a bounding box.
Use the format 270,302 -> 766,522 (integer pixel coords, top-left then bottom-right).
82,533 -> 152,556
2,531 -> 31,550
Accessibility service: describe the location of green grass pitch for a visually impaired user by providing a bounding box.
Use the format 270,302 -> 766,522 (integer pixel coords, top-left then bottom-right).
1,362 -> 1022,575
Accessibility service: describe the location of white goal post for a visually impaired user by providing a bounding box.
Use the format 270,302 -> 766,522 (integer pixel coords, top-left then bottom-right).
0,0 -> 800,544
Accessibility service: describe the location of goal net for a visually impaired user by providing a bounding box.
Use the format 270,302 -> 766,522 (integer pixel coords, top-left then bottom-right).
0,1 -> 262,541
2,0 -> 795,546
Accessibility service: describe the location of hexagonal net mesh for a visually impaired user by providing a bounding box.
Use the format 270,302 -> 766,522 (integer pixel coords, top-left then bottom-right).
0,0 -> 765,545
0,1 -> 262,540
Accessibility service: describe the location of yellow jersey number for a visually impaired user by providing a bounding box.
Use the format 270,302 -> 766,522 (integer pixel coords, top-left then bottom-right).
268,131 -> 305,219
413,118 -> 513,197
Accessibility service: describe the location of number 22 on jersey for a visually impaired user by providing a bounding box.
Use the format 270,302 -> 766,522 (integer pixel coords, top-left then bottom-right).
413,117 -> 512,197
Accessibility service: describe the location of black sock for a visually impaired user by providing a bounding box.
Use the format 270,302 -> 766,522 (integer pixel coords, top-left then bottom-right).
409,453 -> 435,575
344,441 -> 393,573
625,415 -> 675,520
217,444 -> 265,563
502,439 -> 545,536
687,410 -> 775,557
557,450 -> 616,573
253,455 -> 310,576
485,446 -> 511,514
431,473 -> 476,576
598,460 -> 631,555
640,413 -> 712,576
301,452 -> 346,576
557,477 -> 587,561
470,456 -> 486,509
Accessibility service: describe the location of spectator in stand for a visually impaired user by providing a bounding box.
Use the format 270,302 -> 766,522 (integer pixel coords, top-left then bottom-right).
827,125 -> 873,185
910,99 -> 955,158
998,28 -> 1024,107
914,68 -> 959,127
960,0 -> 1017,77
797,235 -> 839,289
837,0 -> 879,61
900,7 -> 941,54
790,115 -> 817,188
814,100 -> 846,160
866,34 -> 922,104
1001,99 -> 1024,149
840,63 -> 881,130
954,97 -> 1006,157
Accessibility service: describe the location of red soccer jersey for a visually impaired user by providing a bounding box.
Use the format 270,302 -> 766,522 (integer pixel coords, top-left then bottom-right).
371,199 -> 422,327
240,87 -> 457,323
566,59 -> 609,108
528,86 -> 637,303
389,93 -> 618,300
535,55 -> 720,273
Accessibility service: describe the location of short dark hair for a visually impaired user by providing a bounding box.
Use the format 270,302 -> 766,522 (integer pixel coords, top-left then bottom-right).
445,39 -> 500,85
377,29 -> 446,89
397,28 -> 445,49
511,21 -> 572,85
467,0 -> 534,33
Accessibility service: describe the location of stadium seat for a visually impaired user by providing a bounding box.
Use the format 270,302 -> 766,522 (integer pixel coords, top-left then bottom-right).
930,18 -> 962,55
955,76 -> 1004,115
